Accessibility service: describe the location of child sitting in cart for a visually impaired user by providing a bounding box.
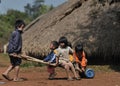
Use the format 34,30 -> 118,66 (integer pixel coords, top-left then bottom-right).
55,36 -> 80,80
73,43 -> 88,78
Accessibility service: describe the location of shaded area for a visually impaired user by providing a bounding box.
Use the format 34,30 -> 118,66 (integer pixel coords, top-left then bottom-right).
109,65 -> 120,72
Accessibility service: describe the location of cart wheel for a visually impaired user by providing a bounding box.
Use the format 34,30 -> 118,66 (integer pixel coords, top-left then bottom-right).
85,68 -> 95,78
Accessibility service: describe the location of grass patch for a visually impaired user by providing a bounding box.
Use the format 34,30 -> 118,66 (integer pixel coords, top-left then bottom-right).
0,53 -> 45,68
0,53 -> 9,67
21,61 -> 45,68
87,65 -> 120,72
0,53 -> 9,61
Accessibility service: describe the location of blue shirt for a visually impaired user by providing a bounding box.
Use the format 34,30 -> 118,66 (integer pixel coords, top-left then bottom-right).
43,51 -> 56,63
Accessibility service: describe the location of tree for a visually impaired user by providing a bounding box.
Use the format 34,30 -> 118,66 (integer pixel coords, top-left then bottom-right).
24,3 -> 32,17
24,0 -> 54,19
0,9 -> 31,45
32,0 -> 44,18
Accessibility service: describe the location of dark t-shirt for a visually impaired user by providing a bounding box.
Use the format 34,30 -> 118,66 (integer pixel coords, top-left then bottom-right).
7,29 -> 22,54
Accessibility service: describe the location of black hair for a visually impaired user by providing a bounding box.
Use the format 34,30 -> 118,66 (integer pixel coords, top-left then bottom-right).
59,36 -> 68,47
75,43 -> 83,53
15,19 -> 25,29
68,42 -> 72,48
51,41 -> 59,49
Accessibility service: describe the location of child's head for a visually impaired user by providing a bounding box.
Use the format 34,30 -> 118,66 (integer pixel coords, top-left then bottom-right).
15,19 -> 25,31
50,41 -> 59,50
75,43 -> 83,60
75,43 -> 83,54
58,36 -> 68,48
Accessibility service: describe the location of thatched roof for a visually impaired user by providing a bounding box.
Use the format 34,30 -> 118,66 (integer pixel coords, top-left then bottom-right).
22,0 -> 120,64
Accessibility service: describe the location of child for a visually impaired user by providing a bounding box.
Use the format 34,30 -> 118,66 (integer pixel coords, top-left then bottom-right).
43,41 -> 59,80
2,19 -> 25,82
56,36 -> 80,80
73,43 -> 87,78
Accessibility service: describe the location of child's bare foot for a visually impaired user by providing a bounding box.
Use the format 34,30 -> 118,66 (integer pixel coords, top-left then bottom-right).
75,77 -> 81,80
67,77 -> 74,81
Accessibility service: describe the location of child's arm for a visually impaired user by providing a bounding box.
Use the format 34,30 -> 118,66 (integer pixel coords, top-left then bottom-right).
54,49 -> 59,66
49,56 -> 59,66
55,56 -> 59,66
68,46 -> 74,55
74,62 -> 82,72
81,66 -> 86,72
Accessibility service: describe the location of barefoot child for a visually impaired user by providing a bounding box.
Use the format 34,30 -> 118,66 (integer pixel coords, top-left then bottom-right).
43,41 -> 59,80
73,43 -> 87,78
56,36 -> 80,80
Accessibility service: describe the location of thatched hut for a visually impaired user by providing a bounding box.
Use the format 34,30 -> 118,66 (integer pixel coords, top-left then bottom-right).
22,0 -> 120,64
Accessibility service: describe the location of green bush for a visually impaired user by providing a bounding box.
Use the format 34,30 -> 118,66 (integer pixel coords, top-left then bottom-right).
21,61 -> 45,68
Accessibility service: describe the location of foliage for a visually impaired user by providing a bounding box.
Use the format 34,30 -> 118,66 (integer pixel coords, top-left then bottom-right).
88,65 -> 120,72
21,61 -> 44,68
0,0 -> 54,47
24,0 -> 54,19
0,10 -> 31,46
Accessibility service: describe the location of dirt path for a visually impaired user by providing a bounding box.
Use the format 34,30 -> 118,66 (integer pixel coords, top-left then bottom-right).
0,54 -> 120,86
0,67 -> 120,86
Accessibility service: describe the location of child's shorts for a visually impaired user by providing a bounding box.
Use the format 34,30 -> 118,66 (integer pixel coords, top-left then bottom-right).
9,55 -> 22,66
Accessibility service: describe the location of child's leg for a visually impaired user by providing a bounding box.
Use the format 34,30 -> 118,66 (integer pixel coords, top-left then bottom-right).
2,64 -> 14,81
13,66 -> 20,80
75,63 -> 82,72
47,65 -> 56,79
2,56 -> 15,76
79,67 -> 86,78
47,65 -> 55,74
74,64 -> 86,78
72,62 -> 81,77
68,62 -> 80,79
3,65 -> 14,75
60,61 -> 72,80
64,64 -> 71,79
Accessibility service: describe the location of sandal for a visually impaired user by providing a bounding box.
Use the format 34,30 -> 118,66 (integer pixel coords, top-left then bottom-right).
48,73 -> 57,80
0,81 -> 5,84
13,78 -> 25,82
2,74 -> 13,81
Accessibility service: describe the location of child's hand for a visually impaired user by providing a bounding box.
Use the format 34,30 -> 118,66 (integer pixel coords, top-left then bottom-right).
9,53 -> 21,58
81,67 -> 85,72
12,53 -> 18,56
48,61 -> 51,65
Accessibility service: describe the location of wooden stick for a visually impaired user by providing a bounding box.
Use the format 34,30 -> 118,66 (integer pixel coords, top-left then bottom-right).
9,53 -> 56,66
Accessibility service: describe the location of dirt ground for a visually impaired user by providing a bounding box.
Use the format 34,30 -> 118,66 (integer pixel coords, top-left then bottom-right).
0,66 -> 120,86
0,54 -> 120,86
